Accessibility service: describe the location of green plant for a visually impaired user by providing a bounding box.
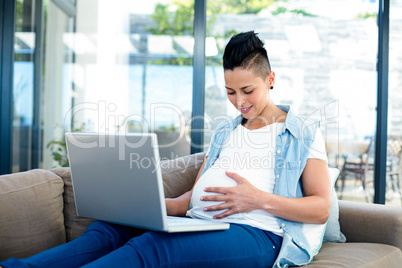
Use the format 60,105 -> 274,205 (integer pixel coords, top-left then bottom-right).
148,1 -> 194,36
46,123 -> 86,167
160,123 -> 177,132
147,0 -> 282,39
356,12 -> 376,19
271,6 -> 317,17
289,8 -> 317,17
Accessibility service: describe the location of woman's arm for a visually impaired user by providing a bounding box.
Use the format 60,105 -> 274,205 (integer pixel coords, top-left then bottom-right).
259,158 -> 331,223
165,157 -> 208,217
202,158 -> 331,224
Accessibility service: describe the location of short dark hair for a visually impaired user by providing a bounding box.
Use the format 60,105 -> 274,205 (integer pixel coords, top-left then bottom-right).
223,31 -> 271,80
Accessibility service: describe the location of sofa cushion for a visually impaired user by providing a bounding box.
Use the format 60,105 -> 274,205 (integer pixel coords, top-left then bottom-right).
0,169 -> 65,260
160,152 -> 205,198
304,242 -> 402,267
51,168 -> 95,242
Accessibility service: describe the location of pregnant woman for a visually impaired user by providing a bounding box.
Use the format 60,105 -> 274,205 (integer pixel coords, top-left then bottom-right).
0,31 -> 331,268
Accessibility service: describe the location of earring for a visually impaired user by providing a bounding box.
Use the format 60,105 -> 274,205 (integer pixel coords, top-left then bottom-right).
270,86 -> 273,90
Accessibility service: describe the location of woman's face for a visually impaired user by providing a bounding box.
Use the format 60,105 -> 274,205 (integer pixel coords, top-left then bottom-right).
224,67 -> 275,120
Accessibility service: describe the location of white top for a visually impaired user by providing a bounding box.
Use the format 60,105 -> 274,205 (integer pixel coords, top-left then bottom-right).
187,123 -> 328,236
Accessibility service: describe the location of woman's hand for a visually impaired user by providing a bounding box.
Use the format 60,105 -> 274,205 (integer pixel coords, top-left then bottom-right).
201,171 -> 263,219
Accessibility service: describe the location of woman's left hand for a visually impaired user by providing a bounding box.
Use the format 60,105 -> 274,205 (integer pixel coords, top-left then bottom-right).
201,171 -> 263,219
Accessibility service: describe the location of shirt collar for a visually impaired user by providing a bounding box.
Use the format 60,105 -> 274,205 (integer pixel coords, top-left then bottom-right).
231,105 -> 305,139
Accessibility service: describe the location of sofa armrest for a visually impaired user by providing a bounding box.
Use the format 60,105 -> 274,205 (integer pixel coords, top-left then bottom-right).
0,170 -> 66,260
338,200 -> 402,250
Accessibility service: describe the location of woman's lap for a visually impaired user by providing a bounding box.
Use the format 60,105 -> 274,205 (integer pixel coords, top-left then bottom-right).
83,222 -> 282,268
0,221 -> 282,268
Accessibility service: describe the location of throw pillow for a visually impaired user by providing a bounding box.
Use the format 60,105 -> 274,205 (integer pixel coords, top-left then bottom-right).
323,182 -> 347,243
302,167 -> 345,256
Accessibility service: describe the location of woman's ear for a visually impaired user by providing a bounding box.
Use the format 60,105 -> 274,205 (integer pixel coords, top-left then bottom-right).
267,71 -> 275,89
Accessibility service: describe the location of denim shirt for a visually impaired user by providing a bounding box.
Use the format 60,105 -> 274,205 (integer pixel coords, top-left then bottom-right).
201,105 -> 319,267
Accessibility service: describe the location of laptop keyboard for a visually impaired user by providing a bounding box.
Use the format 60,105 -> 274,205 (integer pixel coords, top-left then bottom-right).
167,216 -> 215,226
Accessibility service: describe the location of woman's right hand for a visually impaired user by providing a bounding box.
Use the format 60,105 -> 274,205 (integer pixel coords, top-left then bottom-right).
201,171 -> 262,219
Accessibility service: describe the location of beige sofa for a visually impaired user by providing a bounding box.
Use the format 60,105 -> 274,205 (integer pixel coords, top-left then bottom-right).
1,153 -> 402,267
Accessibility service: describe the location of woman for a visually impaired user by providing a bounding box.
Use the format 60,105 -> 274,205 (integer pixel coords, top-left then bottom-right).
0,31 -> 331,268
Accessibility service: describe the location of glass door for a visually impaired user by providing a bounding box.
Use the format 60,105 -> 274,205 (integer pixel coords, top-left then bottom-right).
13,0 -> 41,172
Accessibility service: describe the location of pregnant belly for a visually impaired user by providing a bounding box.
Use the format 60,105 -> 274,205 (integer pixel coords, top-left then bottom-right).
189,167 -> 244,220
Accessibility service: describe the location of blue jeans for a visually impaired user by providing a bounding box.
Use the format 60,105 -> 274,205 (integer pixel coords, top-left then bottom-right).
1,221 -> 282,268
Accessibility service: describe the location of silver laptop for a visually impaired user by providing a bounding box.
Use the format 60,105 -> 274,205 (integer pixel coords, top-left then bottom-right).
65,132 -> 229,233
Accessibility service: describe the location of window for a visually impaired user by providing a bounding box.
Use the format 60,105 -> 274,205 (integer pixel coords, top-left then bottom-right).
42,0 -> 75,168
42,0 -> 194,168
13,0 -> 39,172
4,0 -> 399,206
204,0 -> 379,203
386,0 -> 402,206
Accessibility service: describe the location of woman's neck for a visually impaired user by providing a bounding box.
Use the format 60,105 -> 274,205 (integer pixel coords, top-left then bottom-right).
242,103 -> 287,130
